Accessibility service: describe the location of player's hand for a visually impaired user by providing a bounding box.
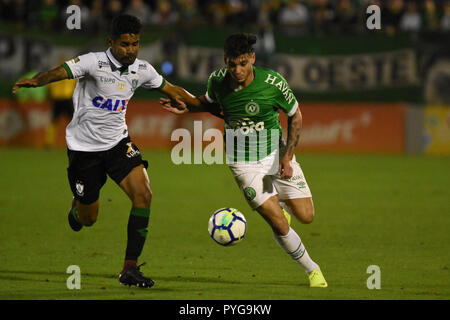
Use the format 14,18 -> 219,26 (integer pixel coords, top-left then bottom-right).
279,155 -> 293,179
12,78 -> 39,94
159,97 -> 189,115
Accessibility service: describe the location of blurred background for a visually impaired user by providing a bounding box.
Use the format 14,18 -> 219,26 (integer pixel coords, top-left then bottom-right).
0,0 -> 449,154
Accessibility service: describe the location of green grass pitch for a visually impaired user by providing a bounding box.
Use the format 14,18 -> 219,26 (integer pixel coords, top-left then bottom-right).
0,148 -> 448,300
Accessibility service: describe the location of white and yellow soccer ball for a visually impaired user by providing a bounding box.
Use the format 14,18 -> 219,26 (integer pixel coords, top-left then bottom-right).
208,208 -> 247,246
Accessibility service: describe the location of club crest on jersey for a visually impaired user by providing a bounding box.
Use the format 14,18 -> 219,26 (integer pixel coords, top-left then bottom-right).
131,79 -> 138,91
92,96 -> 128,112
117,81 -> 126,91
245,100 -> 260,115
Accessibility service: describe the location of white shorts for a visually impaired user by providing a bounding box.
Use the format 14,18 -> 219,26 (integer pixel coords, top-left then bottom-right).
228,151 -> 312,210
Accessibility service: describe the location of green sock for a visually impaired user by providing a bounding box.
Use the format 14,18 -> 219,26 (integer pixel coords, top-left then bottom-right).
125,207 -> 151,261
71,203 -> 81,224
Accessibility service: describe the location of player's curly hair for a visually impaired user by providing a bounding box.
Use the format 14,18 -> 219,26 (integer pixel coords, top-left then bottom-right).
224,33 -> 257,58
110,14 -> 142,39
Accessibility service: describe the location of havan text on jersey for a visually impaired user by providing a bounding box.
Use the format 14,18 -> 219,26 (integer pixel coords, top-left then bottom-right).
264,74 -> 295,105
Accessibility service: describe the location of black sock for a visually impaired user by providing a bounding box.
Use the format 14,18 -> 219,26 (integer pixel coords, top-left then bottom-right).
125,207 -> 151,263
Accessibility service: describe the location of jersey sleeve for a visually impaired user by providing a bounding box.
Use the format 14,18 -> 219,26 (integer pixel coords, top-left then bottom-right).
274,76 -> 298,117
62,53 -> 96,79
139,61 -> 165,90
204,73 -> 217,103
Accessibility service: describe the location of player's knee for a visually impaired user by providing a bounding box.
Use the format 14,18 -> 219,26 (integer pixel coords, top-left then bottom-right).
76,201 -> 98,226
133,184 -> 152,208
300,207 -> 314,224
272,221 -> 290,236
270,214 -> 290,235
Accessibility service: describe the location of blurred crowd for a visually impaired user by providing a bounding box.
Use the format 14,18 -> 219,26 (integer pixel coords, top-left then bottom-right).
1,0 -> 449,35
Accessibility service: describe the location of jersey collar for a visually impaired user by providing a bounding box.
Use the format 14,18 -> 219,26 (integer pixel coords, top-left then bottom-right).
106,48 -> 122,69
106,48 -> 138,74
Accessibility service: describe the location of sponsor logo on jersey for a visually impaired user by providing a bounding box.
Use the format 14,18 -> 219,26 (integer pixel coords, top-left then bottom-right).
226,117 -> 265,134
100,76 -> 115,84
98,60 -> 110,69
264,74 -> 296,105
138,63 -> 147,70
210,67 -> 227,78
68,57 -> 80,65
92,96 -> 129,111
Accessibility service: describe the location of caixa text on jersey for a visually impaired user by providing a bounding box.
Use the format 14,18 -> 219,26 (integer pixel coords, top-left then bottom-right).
92,96 -> 129,112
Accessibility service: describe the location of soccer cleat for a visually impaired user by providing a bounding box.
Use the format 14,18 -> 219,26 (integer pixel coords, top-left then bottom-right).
282,208 -> 291,226
68,198 -> 83,232
119,263 -> 154,288
308,269 -> 328,288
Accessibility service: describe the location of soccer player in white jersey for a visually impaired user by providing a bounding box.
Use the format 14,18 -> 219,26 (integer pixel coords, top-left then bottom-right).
161,34 -> 327,288
13,15 -> 200,288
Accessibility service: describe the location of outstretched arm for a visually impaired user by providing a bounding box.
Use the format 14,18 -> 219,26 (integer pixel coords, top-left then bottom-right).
12,66 -> 69,94
279,107 -> 302,179
158,80 -> 202,109
159,81 -> 223,118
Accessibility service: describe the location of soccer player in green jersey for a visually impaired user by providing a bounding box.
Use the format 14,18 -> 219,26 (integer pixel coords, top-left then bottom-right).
161,33 -> 327,288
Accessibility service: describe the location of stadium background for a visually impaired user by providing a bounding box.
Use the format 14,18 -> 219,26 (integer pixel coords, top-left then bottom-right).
0,0 -> 449,301
1,0 -> 449,154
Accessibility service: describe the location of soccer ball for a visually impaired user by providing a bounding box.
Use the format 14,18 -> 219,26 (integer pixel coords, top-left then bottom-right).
208,207 -> 247,246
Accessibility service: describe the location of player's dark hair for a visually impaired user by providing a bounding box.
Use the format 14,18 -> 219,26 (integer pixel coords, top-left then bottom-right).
224,33 -> 257,58
110,14 -> 142,39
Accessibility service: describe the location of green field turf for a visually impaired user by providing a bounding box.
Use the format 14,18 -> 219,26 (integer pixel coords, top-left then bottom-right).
0,148 -> 448,300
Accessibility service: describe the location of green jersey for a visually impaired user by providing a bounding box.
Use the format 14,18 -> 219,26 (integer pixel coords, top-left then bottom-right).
205,66 -> 298,162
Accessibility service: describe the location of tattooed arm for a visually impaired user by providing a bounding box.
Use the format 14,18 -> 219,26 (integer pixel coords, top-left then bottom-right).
279,107 -> 302,179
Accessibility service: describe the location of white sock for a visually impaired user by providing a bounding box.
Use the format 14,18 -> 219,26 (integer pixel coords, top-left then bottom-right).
273,227 -> 319,274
